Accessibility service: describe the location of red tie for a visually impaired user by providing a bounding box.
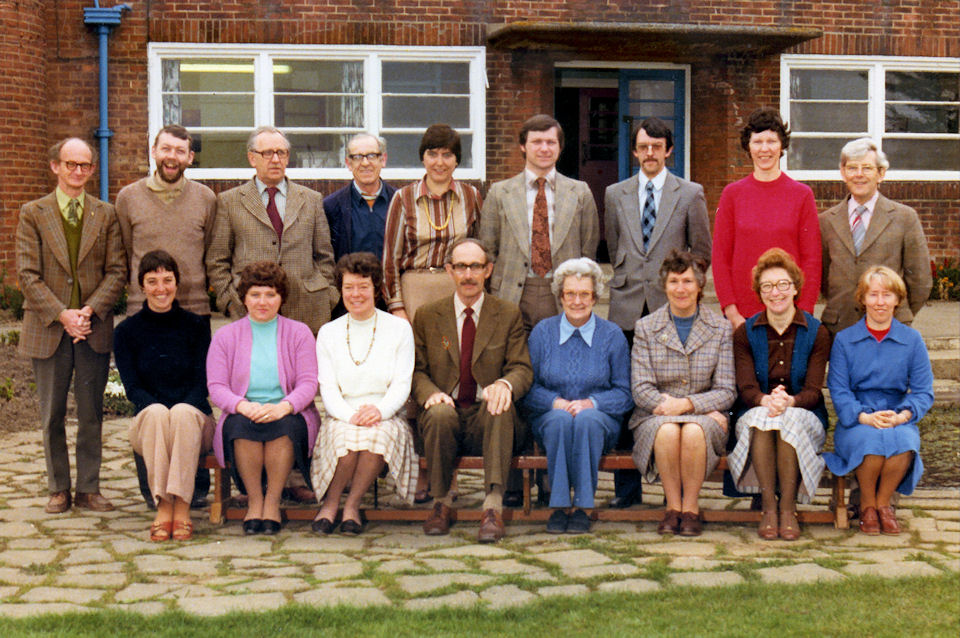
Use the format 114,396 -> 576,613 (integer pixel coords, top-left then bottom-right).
531,177 -> 551,277
457,307 -> 477,408
266,187 -> 283,240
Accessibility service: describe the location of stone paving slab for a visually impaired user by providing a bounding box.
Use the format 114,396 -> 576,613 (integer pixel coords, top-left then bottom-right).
842,561 -> 943,578
178,593 -> 287,616
481,584 -> 537,609
669,571 -> 745,587
396,572 -> 492,595
294,586 -> 391,607
756,563 -> 845,584
404,590 -> 479,610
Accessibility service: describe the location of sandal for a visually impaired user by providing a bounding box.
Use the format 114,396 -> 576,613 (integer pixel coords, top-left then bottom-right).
758,510 -> 778,540
172,519 -> 194,541
150,520 -> 173,542
779,510 -> 801,541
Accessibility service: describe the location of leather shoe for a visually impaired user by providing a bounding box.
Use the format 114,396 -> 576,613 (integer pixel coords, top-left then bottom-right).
340,518 -> 363,536
546,509 -> 568,534
877,505 -> 901,535
283,486 -> 316,503
658,509 -> 682,535
261,519 -> 282,535
45,491 -> 71,514
566,508 -> 591,534
413,489 -> 433,504
311,517 -> 337,535
678,511 -> 702,537
423,502 -> 453,535
503,490 -> 523,508
758,510 -> 779,540
859,506 -> 881,535
242,518 -> 264,535
609,493 -> 638,509
477,508 -> 505,543
74,492 -> 114,512
779,510 -> 801,541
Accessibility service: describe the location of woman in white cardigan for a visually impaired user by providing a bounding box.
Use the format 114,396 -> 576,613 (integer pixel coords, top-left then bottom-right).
311,252 -> 417,535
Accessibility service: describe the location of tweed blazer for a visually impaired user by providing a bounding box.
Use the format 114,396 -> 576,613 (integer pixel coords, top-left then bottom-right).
411,293 -> 533,408
480,172 -> 599,305
604,172 -> 712,329
16,191 -> 126,358
627,304 -> 736,432
819,193 -> 932,333
206,179 -> 337,334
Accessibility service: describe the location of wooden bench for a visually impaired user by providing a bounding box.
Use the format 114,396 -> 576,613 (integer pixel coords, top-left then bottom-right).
203,452 -> 849,528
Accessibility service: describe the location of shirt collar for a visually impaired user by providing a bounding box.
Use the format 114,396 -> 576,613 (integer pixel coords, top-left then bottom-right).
525,167 -> 556,190
849,316 -> 910,344
55,187 -> 85,214
416,176 -> 460,201
454,292 -> 484,320
559,312 -> 596,346
147,171 -> 186,194
754,309 -> 808,329
847,190 -> 879,215
638,168 -> 668,194
255,177 -> 287,197
352,180 -> 384,203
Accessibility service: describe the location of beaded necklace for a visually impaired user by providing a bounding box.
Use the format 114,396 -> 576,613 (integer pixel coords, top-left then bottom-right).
346,312 -> 378,366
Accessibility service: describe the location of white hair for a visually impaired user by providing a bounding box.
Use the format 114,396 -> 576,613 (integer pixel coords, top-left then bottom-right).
839,137 -> 889,170
551,257 -> 607,299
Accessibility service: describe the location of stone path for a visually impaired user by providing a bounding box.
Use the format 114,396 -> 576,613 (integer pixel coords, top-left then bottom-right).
0,418 -> 957,618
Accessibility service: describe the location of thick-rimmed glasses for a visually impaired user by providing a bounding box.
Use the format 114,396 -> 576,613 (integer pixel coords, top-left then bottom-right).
450,262 -> 486,274
251,149 -> 289,160
759,279 -> 794,294
347,152 -> 383,162
61,161 -> 94,173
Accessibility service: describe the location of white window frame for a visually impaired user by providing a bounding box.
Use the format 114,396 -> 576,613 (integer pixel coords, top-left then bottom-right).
148,43 -> 486,181
781,54 -> 960,181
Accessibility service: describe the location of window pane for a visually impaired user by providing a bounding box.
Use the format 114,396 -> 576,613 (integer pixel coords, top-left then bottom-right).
628,80 -> 673,101
627,102 -> 675,119
286,133 -> 352,168
886,71 -> 959,102
273,60 -> 363,129
191,132 -> 249,168
886,103 -> 959,134
790,69 -> 867,100
274,60 -> 362,93
164,58 -> 255,93
171,94 -> 254,128
382,62 -> 469,94
382,96 -> 469,128
383,133 -> 472,169
883,138 -> 960,170
786,137 -> 849,170
275,95 -> 364,128
162,58 -> 254,129
790,102 -> 868,132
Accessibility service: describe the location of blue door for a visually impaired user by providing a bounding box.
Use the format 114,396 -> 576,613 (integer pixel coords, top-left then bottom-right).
618,69 -> 686,181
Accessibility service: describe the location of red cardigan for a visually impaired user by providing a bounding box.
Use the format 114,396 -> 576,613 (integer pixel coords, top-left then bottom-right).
711,173 -> 821,317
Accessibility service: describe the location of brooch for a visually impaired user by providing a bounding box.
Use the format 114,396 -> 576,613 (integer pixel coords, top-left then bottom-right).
441,336 -> 451,350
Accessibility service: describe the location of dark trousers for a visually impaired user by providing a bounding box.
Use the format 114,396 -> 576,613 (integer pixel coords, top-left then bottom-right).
32,333 -> 110,494
614,326 -> 643,501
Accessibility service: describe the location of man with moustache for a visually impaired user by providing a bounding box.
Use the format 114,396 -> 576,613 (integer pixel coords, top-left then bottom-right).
116,125 -> 217,318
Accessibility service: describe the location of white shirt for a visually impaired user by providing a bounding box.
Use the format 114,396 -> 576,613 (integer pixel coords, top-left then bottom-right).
637,168 -> 668,213
847,190 -> 879,232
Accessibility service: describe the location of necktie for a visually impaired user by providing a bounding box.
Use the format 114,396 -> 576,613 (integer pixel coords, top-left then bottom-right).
457,307 -> 477,408
266,187 -> 284,240
851,205 -> 867,255
531,177 -> 551,277
641,181 -> 656,251
66,199 -> 80,227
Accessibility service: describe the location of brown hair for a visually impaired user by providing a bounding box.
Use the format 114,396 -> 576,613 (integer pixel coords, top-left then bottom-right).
751,248 -> 804,300
418,124 -> 461,165
658,249 -> 708,301
740,107 -> 790,155
153,124 -> 193,148
335,252 -> 383,295
855,265 -> 906,310
519,114 -> 564,149
238,261 -> 288,304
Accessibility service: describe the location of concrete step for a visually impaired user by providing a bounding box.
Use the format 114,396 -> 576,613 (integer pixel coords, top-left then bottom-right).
930,349 -> 960,381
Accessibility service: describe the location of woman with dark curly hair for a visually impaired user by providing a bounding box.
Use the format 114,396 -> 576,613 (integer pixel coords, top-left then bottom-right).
207,261 -> 320,535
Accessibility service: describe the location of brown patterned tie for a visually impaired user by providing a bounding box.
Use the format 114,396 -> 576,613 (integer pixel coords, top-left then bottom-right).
266,186 -> 283,240
66,199 -> 80,227
457,307 -> 477,408
531,177 -> 551,277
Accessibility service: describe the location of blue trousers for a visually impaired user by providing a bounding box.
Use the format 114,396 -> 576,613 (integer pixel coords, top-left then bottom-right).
532,408 -> 620,508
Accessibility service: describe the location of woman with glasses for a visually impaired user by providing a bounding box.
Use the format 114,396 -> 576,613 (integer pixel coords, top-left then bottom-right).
727,249 -> 831,540
524,258 -> 632,534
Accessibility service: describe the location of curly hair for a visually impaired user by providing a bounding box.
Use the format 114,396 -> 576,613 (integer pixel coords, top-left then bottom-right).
751,248 -> 804,300
335,252 -> 383,294
740,107 -> 790,155
658,249 -> 708,301
237,261 -> 288,304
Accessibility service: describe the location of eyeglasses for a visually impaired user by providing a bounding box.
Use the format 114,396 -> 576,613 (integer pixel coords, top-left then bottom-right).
61,161 -> 94,173
843,164 -> 878,175
347,152 -> 383,162
561,291 -> 594,302
759,279 -> 794,294
636,143 -> 666,153
450,262 -> 487,274
251,149 -> 290,160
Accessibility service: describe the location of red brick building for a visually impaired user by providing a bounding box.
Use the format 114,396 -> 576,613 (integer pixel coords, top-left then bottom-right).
1,1 -> 957,277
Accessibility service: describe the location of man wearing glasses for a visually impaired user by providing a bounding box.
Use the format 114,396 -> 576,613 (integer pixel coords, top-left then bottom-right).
16,137 -> 126,514
323,133 -> 397,263
819,137 -> 931,335
207,126 -> 338,335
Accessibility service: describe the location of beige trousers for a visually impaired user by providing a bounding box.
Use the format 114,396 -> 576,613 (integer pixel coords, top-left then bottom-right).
129,404 -> 214,504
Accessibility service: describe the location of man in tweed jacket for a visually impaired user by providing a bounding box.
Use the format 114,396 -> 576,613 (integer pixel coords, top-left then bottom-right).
16,138 -> 126,513
206,126 -> 337,336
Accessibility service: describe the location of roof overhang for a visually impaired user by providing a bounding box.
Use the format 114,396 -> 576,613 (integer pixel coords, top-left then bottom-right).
486,22 -> 822,58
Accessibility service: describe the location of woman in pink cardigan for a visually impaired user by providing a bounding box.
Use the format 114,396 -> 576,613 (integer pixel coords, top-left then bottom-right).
207,262 -> 320,535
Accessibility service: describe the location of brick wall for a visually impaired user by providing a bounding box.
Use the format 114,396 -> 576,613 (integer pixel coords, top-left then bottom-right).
1,0 -> 957,282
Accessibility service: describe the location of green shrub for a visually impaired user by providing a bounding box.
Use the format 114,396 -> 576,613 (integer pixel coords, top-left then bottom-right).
0,265 -> 24,320
0,329 -> 19,346
931,258 -> 960,301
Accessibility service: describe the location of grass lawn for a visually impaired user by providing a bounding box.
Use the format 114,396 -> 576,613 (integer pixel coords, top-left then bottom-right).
2,573 -> 957,637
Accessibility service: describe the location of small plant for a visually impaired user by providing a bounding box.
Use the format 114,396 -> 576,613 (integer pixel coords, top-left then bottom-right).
112,287 -> 128,316
0,329 -> 19,346
0,376 -> 14,401
104,367 -> 136,416
930,258 -> 960,301
0,265 -> 24,320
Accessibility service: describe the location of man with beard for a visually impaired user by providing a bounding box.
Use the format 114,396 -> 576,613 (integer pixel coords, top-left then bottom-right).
116,125 -> 217,318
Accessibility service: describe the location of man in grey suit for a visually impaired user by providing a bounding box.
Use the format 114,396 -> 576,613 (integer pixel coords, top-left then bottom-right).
480,114 -> 599,333
603,117 -> 712,508
819,137 -> 931,335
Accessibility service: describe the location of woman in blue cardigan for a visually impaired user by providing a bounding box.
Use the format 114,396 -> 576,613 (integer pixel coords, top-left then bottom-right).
524,258 -> 632,534
824,266 -> 933,535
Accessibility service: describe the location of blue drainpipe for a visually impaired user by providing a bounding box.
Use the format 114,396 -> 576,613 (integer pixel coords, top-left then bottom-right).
83,2 -> 131,202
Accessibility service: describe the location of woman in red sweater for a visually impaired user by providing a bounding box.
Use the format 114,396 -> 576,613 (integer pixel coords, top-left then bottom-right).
711,108 -> 821,329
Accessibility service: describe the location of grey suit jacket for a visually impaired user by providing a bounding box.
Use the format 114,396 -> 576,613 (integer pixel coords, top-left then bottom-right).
819,193 -> 932,333
206,178 -> 337,335
604,172 -> 712,330
480,172 -> 599,305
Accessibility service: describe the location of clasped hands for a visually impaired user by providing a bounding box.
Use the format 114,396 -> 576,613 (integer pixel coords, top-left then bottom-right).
236,399 -> 294,423
654,393 -> 727,431
552,397 -> 594,416
350,404 -> 382,427
59,306 -> 93,343
760,384 -> 795,418
860,409 -> 911,429
424,380 -> 513,416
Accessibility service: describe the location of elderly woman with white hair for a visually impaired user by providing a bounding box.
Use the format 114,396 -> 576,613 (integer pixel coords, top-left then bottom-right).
524,258 -> 632,534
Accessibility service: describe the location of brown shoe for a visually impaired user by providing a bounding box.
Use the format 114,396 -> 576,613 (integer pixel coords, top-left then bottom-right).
779,510 -> 801,541
677,511 -> 702,537
283,486 -> 317,503
657,509 -> 681,535
758,510 -> 779,540
423,502 -> 453,535
45,491 -> 71,514
74,492 -> 115,512
859,506 -> 881,535
877,505 -> 901,535
478,508 -> 505,543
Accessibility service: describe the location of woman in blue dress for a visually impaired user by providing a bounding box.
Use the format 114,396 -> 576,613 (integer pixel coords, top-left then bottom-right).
824,266 -> 933,535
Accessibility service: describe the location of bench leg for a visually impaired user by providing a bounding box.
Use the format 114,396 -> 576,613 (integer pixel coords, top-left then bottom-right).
833,475 -> 848,529
210,464 -> 226,525
522,469 -> 531,515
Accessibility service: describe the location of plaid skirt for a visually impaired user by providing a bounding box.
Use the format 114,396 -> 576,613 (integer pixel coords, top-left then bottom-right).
727,406 -> 826,504
310,414 -> 418,504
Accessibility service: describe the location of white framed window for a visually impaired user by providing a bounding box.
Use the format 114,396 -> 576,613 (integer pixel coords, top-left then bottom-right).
781,55 -> 959,181
148,43 -> 486,181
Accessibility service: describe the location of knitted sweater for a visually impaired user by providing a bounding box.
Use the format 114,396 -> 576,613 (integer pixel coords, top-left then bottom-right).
115,177 -> 217,315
